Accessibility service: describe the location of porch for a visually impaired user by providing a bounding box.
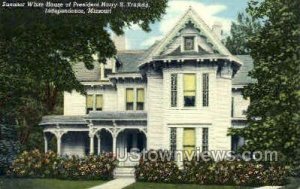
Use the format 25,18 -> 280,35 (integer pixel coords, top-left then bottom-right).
40,112 -> 147,159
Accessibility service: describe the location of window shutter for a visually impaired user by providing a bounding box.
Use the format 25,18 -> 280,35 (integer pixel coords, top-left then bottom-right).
126,89 -> 134,103
137,89 -> 144,102
96,95 -> 103,109
86,95 -> 93,108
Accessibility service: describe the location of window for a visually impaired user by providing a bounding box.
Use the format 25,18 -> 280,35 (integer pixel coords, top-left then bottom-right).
231,97 -> 234,117
183,128 -> 196,157
184,36 -> 195,51
170,128 -> 177,160
96,95 -> 103,111
171,74 -> 178,107
202,128 -> 209,152
202,73 -> 209,107
183,74 -> 196,107
104,68 -> 112,78
86,95 -> 93,114
126,88 -> 134,110
136,88 -> 145,110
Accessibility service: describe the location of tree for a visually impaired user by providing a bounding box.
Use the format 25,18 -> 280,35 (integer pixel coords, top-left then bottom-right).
0,0 -> 167,148
225,12 -> 261,55
229,0 -> 300,164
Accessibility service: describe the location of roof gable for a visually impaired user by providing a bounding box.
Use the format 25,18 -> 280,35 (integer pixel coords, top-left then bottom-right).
141,7 -> 234,65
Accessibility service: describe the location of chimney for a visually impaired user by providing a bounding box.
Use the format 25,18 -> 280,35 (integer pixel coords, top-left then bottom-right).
212,21 -> 223,40
112,34 -> 126,52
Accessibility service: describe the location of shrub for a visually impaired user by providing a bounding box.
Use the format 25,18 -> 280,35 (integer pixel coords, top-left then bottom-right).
135,150 -> 181,183
183,159 -> 288,186
135,150 -> 288,186
57,153 -> 117,180
7,149 -> 118,180
0,124 -> 21,175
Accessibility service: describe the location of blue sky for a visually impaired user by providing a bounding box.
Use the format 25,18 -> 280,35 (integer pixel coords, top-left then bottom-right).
124,0 -> 248,50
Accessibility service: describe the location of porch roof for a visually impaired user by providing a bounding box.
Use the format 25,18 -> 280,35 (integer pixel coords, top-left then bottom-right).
40,115 -> 87,126
85,111 -> 147,120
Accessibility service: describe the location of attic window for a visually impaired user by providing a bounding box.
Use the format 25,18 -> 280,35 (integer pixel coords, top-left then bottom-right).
184,36 -> 195,51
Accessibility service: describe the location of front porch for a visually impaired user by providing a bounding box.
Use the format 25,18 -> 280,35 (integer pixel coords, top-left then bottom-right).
40,112 -> 147,160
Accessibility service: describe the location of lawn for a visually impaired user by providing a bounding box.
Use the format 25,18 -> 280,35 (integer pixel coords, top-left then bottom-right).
124,177 -> 300,189
124,182 -> 252,189
0,178 -> 105,189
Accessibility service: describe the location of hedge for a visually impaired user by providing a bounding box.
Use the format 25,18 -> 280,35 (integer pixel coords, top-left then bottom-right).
135,151 -> 288,186
7,149 -> 118,180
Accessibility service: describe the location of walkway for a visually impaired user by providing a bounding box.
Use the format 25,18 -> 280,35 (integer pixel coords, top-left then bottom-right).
89,178 -> 136,189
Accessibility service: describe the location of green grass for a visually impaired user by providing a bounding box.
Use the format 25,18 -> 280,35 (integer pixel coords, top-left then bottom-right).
125,177 -> 300,189
283,177 -> 300,189
0,178 -> 105,189
124,182 -> 252,189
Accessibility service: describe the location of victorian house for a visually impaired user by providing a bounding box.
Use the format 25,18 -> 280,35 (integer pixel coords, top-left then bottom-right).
40,8 -> 253,162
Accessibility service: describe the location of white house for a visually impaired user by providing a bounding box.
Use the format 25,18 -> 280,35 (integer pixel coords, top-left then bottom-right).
40,8 -> 253,160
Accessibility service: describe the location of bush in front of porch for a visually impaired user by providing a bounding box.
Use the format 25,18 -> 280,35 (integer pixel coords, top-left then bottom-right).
135,150 -> 288,187
6,149 -> 118,180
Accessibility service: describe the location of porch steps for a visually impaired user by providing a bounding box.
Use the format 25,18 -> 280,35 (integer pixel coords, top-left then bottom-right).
114,167 -> 135,178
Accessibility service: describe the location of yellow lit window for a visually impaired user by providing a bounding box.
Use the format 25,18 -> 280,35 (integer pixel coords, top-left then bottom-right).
96,95 -> 103,111
136,88 -> 144,110
183,74 -> 196,107
183,128 -> 196,159
86,95 -> 93,114
126,88 -> 134,110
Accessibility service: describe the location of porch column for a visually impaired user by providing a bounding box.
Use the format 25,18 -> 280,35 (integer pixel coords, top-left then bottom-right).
57,135 -> 62,156
96,134 -> 101,155
113,135 -> 117,156
89,134 -> 94,155
44,134 -> 48,153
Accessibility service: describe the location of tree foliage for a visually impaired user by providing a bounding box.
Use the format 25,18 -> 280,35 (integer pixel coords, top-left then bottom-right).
0,0 -> 167,148
229,0 -> 300,165
225,12 -> 261,55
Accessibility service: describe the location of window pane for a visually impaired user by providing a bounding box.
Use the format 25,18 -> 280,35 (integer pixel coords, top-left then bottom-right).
184,74 -> 196,107
96,95 -> 103,109
184,96 -> 195,107
126,89 -> 134,103
184,36 -> 195,51
183,128 -> 195,146
86,95 -> 93,108
170,128 -> 177,159
184,74 -> 196,91
203,73 -> 209,107
126,103 -> 134,110
171,74 -> 178,107
202,128 -> 209,152
136,103 -> 144,110
137,89 -> 144,102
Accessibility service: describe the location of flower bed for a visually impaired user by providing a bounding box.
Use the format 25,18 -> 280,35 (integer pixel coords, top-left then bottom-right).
7,149 -> 118,180
135,151 -> 288,186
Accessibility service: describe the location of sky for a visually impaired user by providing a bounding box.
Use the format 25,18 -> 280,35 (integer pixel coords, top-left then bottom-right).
124,0 -> 248,50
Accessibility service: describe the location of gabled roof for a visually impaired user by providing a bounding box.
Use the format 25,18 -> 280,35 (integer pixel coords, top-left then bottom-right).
233,55 -> 255,85
116,50 -> 145,73
139,7 -> 243,67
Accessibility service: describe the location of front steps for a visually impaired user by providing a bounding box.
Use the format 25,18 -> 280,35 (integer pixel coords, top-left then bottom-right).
114,167 -> 135,178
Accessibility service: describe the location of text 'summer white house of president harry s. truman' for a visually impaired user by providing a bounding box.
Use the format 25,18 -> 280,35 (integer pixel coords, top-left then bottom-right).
1,1 -> 150,15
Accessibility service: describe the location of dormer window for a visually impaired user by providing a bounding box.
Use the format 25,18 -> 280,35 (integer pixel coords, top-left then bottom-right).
184,36 -> 195,51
